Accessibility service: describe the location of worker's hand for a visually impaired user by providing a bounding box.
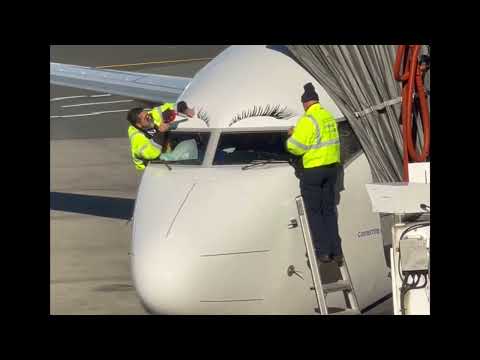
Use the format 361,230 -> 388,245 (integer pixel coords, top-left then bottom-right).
177,101 -> 195,117
288,127 -> 295,136
183,107 -> 195,118
158,123 -> 170,133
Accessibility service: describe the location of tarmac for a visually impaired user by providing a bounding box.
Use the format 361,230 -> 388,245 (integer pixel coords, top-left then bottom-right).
50,45 -> 393,315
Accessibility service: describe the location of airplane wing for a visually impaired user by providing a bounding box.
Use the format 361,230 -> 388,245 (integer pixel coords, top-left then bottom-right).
50,62 -> 192,104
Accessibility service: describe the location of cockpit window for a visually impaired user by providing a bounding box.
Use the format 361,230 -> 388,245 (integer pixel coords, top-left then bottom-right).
159,131 -> 210,165
212,122 -> 362,166
213,131 -> 293,165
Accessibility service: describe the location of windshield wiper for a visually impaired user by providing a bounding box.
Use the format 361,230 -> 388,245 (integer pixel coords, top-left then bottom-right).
148,159 -> 172,171
241,159 -> 290,170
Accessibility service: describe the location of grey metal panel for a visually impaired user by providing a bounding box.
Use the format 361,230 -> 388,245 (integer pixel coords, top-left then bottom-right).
50,62 -> 192,103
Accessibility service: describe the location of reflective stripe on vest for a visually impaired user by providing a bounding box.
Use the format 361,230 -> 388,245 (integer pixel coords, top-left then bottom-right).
129,129 -> 141,141
130,127 -> 162,152
286,104 -> 340,168
297,114 -> 340,150
149,107 -> 163,125
138,143 -> 149,158
129,129 -> 147,164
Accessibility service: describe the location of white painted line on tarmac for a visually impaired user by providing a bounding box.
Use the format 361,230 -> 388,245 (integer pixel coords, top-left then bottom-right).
50,109 -> 130,118
90,93 -> 112,98
50,95 -> 88,102
50,93 -> 112,102
61,99 -> 134,108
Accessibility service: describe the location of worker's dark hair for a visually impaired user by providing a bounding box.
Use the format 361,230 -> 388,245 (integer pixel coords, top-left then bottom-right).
127,107 -> 144,126
176,101 -> 188,114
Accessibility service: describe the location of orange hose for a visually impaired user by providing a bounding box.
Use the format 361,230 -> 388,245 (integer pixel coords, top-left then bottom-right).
415,63 -> 430,158
398,45 -> 412,180
405,46 -> 420,160
394,45 -> 430,180
393,45 -> 406,81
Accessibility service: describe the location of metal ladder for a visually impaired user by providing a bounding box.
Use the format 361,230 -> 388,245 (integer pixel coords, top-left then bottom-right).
295,195 -> 361,315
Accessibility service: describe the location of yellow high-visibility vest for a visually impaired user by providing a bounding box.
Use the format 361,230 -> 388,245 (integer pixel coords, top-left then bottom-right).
128,103 -> 175,170
286,103 -> 340,168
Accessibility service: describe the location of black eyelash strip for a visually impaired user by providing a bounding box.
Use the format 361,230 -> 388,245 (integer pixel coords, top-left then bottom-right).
196,108 -> 210,127
229,104 -> 295,126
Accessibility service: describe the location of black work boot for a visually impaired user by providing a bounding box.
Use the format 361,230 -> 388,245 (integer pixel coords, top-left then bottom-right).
306,253 -> 331,268
317,255 -> 332,263
332,254 -> 344,266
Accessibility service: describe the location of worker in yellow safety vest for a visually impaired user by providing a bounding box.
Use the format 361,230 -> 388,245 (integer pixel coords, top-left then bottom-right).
286,83 -> 343,265
127,101 -> 195,170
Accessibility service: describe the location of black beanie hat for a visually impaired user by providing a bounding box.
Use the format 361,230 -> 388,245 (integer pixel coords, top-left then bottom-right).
301,82 -> 319,103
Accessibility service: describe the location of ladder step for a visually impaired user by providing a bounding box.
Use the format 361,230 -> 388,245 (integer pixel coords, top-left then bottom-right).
296,196 -> 360,317
331,309 -> 361,315
322,280 -> 351,294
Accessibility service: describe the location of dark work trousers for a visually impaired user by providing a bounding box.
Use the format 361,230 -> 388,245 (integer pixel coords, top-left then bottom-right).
299,164 -> 342,257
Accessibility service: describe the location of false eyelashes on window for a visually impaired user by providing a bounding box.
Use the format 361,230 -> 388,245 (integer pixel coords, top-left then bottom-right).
196,108 -> 210,127
229,104 -> 296,127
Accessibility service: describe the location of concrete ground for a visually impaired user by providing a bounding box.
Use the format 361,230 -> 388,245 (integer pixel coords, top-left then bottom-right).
364,298 -> 393,315
50,136 -> 143,314
50,45 -> 393,315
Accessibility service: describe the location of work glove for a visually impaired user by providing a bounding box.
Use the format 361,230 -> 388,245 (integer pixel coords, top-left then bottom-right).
177,101 -> 195,118
162,109 -> 177,123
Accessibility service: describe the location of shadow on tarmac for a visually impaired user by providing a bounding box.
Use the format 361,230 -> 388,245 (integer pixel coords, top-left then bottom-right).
50,192 -> 135,220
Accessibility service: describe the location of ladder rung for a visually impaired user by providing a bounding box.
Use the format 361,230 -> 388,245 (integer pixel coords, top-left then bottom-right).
331,309 -> 361,315
322,280 -> 351,294
296,196 -> 360,317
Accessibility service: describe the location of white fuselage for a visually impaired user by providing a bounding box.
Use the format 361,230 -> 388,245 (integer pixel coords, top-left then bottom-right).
130,46 -> 391,314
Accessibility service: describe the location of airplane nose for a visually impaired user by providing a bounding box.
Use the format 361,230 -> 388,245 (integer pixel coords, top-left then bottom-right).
132,243 -> 195,314
132,167 -> 197,246
130,166 -> 201,314
130,165 -> 309,314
